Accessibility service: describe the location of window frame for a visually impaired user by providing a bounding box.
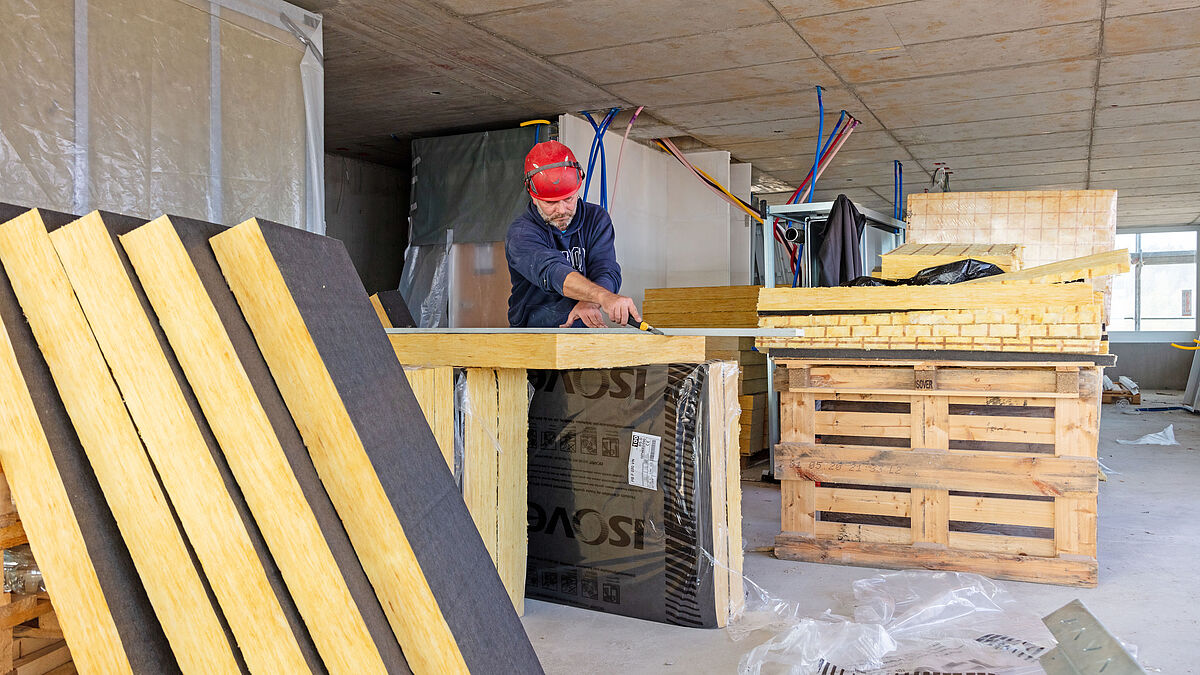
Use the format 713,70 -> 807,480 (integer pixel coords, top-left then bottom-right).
1108,225 -> 1200,344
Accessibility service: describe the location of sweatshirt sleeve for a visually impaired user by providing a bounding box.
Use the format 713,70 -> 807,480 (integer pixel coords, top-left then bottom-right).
586,209 -> 622,294
505,220 -> 576,295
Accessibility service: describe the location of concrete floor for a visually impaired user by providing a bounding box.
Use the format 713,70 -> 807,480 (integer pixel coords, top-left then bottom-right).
521,392 -> 1199,674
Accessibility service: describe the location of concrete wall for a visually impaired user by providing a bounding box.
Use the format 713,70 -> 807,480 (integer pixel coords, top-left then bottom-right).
1107,342 -> 1194,391
324,153 -> 410,294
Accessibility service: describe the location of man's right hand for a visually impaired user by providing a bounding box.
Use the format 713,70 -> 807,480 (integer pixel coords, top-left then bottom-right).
598,291 -> 642,327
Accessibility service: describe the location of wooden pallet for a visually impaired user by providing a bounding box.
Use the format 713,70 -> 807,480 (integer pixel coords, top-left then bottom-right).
1102,390 -> 1141,405
773,358 -> 1101,587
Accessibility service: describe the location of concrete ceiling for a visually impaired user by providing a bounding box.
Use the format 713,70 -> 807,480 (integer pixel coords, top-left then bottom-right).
307,0 -> 1200,227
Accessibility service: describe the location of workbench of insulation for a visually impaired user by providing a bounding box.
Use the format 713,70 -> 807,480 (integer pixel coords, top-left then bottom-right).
384,328 -> 784,627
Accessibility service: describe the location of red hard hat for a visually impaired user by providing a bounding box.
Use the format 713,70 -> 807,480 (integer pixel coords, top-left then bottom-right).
524,141 -> 583,202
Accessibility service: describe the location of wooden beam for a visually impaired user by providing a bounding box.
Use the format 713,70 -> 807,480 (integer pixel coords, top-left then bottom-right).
121,214 -> 408,671
0,209 -> 233,672
388,333 -> 707,368
774,442 -> 1097,497
211,218 -> 543,674
120,216 -> 399,674
757,282 -> 1096,313
48,213 -> 311,673
775,534 -> 1097,587
964,249 -> 1131,285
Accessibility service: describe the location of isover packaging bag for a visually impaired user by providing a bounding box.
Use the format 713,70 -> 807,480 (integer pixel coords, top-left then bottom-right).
526,363 -> 738,628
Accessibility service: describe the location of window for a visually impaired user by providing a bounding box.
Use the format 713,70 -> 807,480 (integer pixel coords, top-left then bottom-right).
1110,230 -> 1198,333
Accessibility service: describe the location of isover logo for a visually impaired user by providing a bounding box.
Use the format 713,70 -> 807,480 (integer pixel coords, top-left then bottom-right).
528,503 -> 646,550
530,368 -> 648,401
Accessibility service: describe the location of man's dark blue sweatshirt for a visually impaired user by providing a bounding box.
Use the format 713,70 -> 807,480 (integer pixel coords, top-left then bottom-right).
505,199 -> 622,327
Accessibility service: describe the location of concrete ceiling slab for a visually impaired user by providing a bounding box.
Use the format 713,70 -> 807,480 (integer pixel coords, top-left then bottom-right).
1094,100 -> 1200,128
903,131 -> 1093,159
315,0 -> 1200,226
791,0 -> 1098,57
1106,0 -> 1199,17
1092,137 -> 1200,158
605,58 -> 836,107
1100,47 -> 1200,85
1092,152 -> 1200,171
872,88 -> 1095,129
915,146 -> 1090,171
1104,7 -> 1200,54
650,89 -> 859,128
1092,119 -> 1200,144
549,22 -> 811,84
852,60 -> 1098,108
1097,77 -> 1200,108
890,111 -> 1093,145
820,23 -> 1100,84
473,0 -> 780,56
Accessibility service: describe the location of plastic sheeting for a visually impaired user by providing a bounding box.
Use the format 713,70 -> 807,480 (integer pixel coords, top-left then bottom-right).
409,126 -> 537,246
0,0 -> 323,233
735,570 -> 1057,675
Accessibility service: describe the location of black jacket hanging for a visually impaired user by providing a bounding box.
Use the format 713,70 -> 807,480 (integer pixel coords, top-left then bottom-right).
818,194 -> 866,286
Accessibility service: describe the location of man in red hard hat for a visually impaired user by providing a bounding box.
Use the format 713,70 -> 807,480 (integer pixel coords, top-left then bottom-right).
505,140 -> 642,328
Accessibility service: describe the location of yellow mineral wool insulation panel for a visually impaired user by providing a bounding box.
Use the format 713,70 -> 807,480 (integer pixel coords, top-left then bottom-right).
0,312 -> 132,674
402,366 -> 455,470
880,243 -> 1023,279
757,283 -> 1096,314
0,210 -> 238,673
120,215 -> 398,675
210,217 -> 543,674
389,333 -> 707,369
49,213 -> 312,673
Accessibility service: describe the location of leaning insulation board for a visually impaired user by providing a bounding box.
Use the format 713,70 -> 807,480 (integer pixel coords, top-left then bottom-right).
526,362 -> 743,627
47,212 -> 320,673
210,218 -> 543,674
0,207 -> 236,673
0,206 -> 178,674
121,215 -> 409,674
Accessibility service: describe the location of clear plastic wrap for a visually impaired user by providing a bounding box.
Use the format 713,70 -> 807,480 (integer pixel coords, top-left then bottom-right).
4,544 -> 45,595
0,0 -> 322,232
736,570 -> 1057,675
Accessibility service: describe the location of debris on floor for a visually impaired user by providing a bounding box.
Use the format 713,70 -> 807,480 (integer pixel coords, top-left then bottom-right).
1116,425 -> 1179,446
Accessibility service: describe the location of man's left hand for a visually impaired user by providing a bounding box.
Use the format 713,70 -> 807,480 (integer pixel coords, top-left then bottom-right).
561,301 -> 606,328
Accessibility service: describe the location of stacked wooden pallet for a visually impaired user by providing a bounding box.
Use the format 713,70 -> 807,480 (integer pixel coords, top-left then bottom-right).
757,250 -> 1129,355
644,287 -> 769,459
880,242 -> 1023,279
0,205 -> 542,673
772,356 -> 1103,587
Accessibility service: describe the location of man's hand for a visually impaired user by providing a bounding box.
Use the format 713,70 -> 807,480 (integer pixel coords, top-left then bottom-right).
561,301 -> 606,328
598,291 -> 642,327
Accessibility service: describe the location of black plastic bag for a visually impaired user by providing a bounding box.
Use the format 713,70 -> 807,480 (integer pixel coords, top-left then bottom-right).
843,276 -> 900,286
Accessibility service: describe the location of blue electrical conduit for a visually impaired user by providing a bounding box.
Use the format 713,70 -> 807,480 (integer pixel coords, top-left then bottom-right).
788,110 -> 847,205
893,160 -> 903,220
807,86 -> 824,205
581,108 -> 619,209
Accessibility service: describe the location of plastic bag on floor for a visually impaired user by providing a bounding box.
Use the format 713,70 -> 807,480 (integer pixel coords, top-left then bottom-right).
736,570 -> 1054,675
1116,424 -> 1178,445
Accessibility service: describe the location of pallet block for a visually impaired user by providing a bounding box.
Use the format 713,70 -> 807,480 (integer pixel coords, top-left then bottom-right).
211,218 -> 543,674
773,358 -> 1101,587
49,212 -> 316,673
0,209 -> 229,672
121,216 -> 406,674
